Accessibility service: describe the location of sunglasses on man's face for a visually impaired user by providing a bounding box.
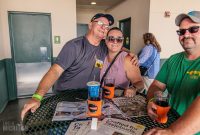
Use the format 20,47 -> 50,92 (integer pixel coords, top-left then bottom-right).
176,26 -> 200,36
107,36 -> 124,43
93,20 -> 110,30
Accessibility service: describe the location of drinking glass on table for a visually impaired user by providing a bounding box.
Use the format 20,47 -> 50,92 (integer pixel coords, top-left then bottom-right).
154,91 -> 170,123
103,78 -> 115,99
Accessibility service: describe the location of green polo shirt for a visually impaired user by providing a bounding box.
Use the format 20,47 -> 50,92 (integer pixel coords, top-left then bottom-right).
156,52 -> 200,115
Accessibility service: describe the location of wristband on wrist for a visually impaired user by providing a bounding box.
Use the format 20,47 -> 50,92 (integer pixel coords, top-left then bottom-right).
148,98 -> 154,104
32,93 -> 43,101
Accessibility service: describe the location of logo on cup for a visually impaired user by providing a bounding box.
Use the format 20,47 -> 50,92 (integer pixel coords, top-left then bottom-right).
88,103 -> 98,113
103,88 -> 111,96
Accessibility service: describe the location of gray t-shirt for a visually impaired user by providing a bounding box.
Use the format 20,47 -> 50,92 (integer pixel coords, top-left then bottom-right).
54,36 -> 107,91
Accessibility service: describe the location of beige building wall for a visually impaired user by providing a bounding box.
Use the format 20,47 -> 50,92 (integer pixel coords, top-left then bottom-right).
77,8 -> 105,24
0,0 -> 76,58
76,0 -> 200,59
107,0 -> 150,54
76,0 -> 150,54
0,19 -> 4,60
1,1 -> 200,59
149,0 -> 200,58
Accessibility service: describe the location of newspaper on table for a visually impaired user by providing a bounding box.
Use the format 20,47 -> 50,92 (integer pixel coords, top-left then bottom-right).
73,120 -> 101,135
52,101 -> 88,121
65,120 -> 91,135
68,118 -> 145,135
112,95 -> 147,118
102,101 -> 122,117
52,101 -> 122,121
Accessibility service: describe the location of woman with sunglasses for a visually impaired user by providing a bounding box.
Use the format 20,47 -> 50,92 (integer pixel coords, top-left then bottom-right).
100,27 -> 144,97
138,33 -> 161,91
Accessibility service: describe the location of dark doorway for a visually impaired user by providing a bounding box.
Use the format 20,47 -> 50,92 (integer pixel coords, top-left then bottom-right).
119,17 -> 131,50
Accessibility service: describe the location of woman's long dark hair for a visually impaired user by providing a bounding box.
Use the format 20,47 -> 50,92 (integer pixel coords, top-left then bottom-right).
143,33 -> 161,52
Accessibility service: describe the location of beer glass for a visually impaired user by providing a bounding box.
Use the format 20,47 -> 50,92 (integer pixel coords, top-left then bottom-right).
154,91 -> 170,123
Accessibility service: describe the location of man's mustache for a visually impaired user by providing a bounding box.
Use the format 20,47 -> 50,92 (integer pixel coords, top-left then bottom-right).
182,37 -> 194,42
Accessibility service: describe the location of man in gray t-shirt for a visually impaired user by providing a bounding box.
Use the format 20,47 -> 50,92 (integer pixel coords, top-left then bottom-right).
21,13 -> 114,120
55,36 -> 108,91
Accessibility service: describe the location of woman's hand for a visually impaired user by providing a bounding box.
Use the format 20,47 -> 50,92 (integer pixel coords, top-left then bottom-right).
124,87 -> 137,97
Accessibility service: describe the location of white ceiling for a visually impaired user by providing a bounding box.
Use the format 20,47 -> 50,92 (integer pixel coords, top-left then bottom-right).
76,0 -> 126,10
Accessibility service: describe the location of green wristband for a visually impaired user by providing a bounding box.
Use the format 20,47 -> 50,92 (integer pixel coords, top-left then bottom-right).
32,93 -> 43,101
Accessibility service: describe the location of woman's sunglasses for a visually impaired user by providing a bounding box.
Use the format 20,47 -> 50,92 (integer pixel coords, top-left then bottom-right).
107,36 -> 124,43
176,26 -> 200,36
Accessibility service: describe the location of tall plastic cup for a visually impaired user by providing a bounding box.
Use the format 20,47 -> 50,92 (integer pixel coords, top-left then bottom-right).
87,81 -> 102,117
154,91 -> 170,123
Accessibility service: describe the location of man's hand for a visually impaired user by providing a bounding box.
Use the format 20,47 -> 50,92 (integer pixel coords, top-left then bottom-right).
147,100 -> 158,120
144,127 -> 175,135
121,47 -> 139,66
128,53 -> 139,66
21,98 -> 41,121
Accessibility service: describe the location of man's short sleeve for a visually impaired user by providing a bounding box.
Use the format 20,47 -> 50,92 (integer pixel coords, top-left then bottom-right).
54,42 -> 77,70
155,58 -> 169,84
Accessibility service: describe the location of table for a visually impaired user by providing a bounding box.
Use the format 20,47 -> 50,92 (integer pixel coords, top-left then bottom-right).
22,89 -> 180,135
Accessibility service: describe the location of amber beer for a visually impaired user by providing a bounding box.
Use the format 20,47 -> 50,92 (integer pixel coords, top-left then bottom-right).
87,81 -> 102,117
103,78 -> 115,99
155,100 -> 170,123
154,91 -> 170,123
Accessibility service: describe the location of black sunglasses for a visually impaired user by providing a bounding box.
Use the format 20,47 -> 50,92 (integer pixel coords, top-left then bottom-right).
176,26 -> 200,36
107,36 -> 124,43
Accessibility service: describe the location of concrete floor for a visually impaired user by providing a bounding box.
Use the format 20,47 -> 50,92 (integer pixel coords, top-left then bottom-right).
0,98 -> 29,135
